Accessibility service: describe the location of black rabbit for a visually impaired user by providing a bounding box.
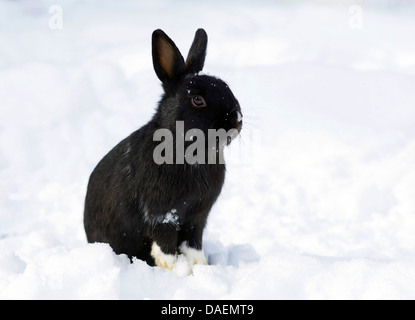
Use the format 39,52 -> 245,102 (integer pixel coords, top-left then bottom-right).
84,29 -> 242,270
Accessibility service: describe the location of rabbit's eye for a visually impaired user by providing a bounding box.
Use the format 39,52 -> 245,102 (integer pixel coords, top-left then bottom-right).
191,96 -> 207,108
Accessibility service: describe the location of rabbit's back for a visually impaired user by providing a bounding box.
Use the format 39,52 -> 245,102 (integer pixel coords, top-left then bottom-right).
84,127 -> 150,259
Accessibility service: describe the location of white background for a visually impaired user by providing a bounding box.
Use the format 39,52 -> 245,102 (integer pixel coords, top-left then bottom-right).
1,0 -> 415,299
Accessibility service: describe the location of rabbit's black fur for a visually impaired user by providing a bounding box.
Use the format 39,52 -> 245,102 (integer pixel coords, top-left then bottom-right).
84,29 -> 242,269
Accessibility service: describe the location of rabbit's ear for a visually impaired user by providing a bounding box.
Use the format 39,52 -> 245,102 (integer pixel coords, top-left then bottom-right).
185,29 -> 208,74
152,29 -> 186,86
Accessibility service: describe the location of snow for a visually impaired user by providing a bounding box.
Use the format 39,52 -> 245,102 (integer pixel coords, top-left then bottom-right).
1,0 -> 415,299
162,209 -> 179,229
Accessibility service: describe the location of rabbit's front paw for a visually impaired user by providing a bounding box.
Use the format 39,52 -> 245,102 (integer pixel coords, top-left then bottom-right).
151,242 -> 177,270
179,242 -> 208,266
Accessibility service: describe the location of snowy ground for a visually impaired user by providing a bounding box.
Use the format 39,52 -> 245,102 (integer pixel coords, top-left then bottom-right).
1,0 -> 415,299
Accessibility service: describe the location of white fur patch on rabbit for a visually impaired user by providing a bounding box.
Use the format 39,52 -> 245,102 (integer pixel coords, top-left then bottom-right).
151,242 -> 177,270
179,241 -> 208,266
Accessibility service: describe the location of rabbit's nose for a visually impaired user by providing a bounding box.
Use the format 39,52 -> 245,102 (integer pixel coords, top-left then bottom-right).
235,111 -> 243,133
236,111 -> 243,124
